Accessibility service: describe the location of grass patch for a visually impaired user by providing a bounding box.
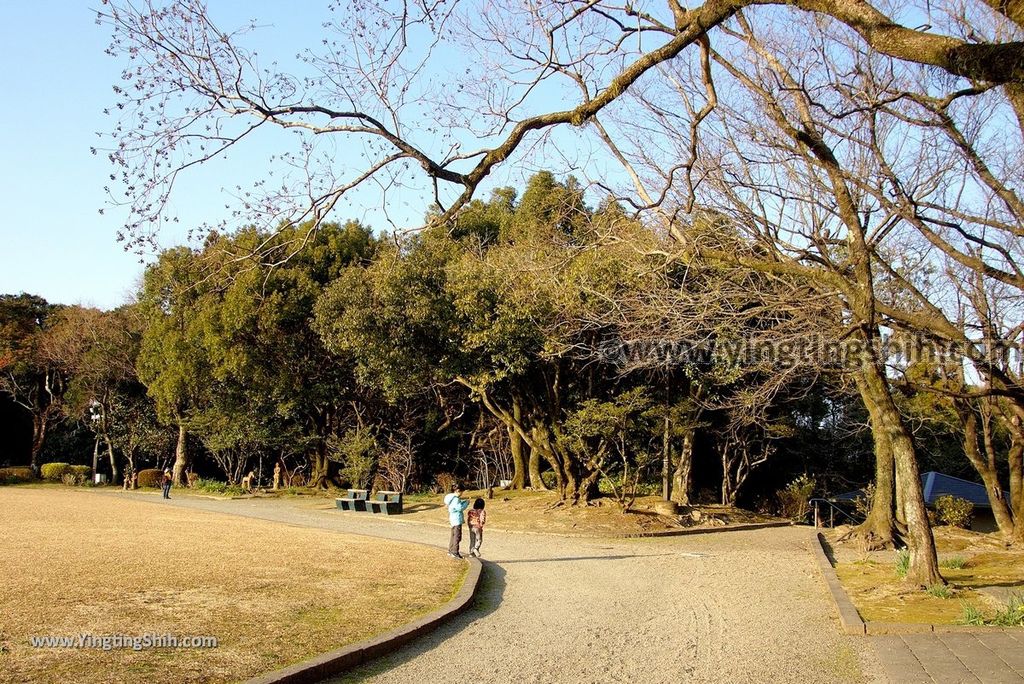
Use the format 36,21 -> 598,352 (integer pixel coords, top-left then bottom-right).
925,584 -> 955,599
0,488 -> 464,683
940,556 -> 968,569
959,594 -> 1024,627
959,602 -> 987,626
894,548 -> 910,579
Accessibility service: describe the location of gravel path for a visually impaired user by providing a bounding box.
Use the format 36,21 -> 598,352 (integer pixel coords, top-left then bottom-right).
103,492 -> 885,683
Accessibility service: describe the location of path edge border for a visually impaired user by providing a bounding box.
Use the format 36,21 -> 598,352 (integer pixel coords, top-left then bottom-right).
813,531 -> 867,635
245,556 -> 483,684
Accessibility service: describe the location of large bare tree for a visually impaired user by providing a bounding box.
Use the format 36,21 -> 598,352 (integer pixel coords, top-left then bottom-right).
99,0 -> 1024,244
100,0 -> 1024,584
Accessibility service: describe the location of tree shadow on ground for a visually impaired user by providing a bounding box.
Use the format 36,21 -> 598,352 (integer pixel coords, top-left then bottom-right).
818,536 -> 838,565
494,553 -> 675,564
326,560 -> 508,683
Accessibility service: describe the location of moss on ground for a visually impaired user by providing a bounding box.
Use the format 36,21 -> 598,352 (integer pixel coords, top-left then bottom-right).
831,528 -> 1024,625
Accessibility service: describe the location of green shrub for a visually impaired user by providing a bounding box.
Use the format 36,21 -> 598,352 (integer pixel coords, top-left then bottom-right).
935,494 -> 974,529
40,463 -> 72,482
193,478 -> 228,494
70,465 -> 92,480
777,474 -> 815,520
940,556 -> 968,570
0,467 -> 34,484
61,472 -> 87,486
329,427 -> 379,489
137,468 -> 163,488
193,479 -> 246,496
895,548 -> 910,579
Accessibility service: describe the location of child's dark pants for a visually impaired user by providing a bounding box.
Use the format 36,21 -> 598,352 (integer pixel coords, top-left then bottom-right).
448,524 -> 462,555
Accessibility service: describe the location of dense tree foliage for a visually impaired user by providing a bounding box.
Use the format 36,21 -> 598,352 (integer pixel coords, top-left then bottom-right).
0,175 -> 953,519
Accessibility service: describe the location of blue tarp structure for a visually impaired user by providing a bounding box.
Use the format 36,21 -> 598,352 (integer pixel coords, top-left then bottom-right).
830,471 -> 1003,508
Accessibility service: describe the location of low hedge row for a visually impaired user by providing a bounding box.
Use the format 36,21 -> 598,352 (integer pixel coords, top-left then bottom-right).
40,463 -> 72,481
0,466 -> 34,484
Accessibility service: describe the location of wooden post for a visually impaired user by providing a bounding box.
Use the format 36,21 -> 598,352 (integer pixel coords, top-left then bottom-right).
814,500 -> 820,528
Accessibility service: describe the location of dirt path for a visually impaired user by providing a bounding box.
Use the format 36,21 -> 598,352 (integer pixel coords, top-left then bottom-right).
101,491 -> 885,683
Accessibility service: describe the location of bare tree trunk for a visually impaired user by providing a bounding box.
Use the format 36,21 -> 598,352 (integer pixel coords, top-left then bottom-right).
29,409 -> 54,476
671,429 -> 694,506
860,357 -> 943,586
528,448 -> 546,490
721,441 -> 732,506
172,422 -> 189,486
1009,416 -> 1024,513
841,371 -> 899,549
531,424 -> 566,495
894,442 -> 907,528
662,411 -> 672,501
92,435 -> 100,478
105,433 -> 119,485
1011,428 -> 1023,520
309,447 -> 331,489
1005,414 -> 1024,546
958,403 -> 1015,536
507,396 -> 527,489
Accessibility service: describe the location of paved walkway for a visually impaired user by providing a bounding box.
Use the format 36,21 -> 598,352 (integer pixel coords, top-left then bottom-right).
104,491 -> 886,683
872,632 -> 1024,683
105,492 -> 1024,682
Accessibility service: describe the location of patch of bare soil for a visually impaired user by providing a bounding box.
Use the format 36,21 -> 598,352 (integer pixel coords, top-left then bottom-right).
0,488 -> 465,684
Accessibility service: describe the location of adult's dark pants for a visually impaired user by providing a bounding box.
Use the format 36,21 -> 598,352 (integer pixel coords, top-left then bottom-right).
448,524 -> 462,556
162,482 -> 171,499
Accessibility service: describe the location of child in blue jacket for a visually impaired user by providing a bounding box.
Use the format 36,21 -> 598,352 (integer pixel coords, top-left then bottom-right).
443,484 -> 470,558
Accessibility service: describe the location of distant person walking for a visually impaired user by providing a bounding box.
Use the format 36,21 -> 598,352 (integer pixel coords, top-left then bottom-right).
161,469 -> 172,499
443,485 -> 469,558
467,498 -> 486,558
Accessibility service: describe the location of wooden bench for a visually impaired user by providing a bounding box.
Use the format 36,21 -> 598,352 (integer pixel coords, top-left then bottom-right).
366,490 -> 403,515
335,489 -> 369,512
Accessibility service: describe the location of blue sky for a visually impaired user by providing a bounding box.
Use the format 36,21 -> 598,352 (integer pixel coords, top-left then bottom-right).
0,2 -> 426,310
0,3 -> 146,309
0,2 -> 627,310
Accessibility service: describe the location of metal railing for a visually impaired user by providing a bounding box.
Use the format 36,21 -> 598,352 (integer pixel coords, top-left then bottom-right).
808,498 -> 864,528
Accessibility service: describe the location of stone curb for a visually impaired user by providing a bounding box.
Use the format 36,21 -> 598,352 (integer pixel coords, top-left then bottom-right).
812,532 -> 866,635
619,520 -> 794,538
245,556 -> 483,684
812,533 -> 1024,636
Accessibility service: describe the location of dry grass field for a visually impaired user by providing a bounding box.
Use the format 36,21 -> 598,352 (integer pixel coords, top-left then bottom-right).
0,488 -> 465,684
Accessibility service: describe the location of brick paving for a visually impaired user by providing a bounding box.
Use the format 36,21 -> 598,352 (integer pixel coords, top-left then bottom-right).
872,632 -> 1024,683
